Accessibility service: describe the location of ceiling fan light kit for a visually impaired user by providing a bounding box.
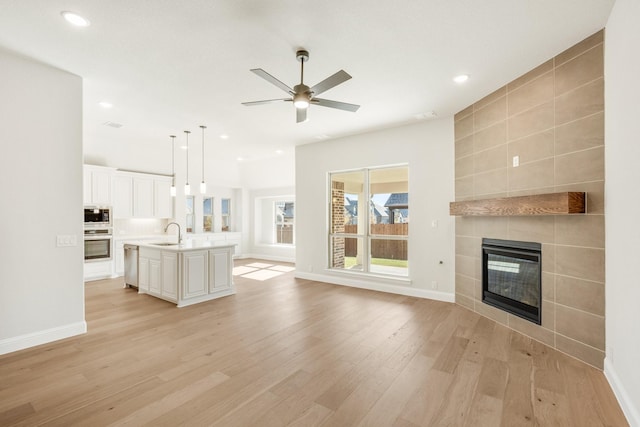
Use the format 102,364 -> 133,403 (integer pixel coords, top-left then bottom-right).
242,49 -> 360,123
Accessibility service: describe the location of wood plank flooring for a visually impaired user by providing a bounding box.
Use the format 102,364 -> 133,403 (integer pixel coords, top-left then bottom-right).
0,259 -> 628,426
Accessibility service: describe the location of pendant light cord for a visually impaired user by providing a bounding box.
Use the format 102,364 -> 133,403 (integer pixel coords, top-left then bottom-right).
184,130 -> 190,184
200,125 -> 206,182
170,135 -> 176,185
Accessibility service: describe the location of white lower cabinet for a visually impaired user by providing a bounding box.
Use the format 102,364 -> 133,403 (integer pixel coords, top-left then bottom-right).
182,250 -> 209,299
209,248 -> 232,294
135,244 -> 234,307
149,259 -> 161,295
114,240 -> 125,276
161,252 -> 178,301
138,257 -> 150,293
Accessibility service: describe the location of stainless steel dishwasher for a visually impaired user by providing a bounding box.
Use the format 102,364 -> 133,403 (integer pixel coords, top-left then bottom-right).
124,244 -> 139,288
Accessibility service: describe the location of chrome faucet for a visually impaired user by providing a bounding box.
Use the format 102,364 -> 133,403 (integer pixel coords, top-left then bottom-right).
164,222 -> 182,244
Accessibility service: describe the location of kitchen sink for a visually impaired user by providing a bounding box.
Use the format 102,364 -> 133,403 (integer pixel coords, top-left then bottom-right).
149,242 -> 179,246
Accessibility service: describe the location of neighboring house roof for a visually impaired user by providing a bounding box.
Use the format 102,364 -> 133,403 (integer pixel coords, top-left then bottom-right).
371,202 -> 389,220
385,193 -> 408,208
282,202 -> 294,219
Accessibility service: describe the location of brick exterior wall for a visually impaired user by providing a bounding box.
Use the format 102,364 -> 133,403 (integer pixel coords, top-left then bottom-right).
331,181 -> 345,268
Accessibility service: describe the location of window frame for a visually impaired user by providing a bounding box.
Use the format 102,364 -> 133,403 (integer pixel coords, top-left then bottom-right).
203,196 -> 214,233
185,195 -> 195,234
328,165 -> 409,277
221,198 -> 231,232
274,200 -> 295,246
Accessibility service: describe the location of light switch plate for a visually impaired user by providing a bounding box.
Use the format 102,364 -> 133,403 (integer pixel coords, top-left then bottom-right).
513,155 -> 520,167
57,235 -> 77,247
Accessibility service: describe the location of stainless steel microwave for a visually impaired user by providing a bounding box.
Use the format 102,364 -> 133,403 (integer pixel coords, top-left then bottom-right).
84,206 -> 111,227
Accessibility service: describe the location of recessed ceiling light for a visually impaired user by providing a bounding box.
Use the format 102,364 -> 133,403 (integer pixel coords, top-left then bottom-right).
315,134 -> 331,140
453,74 -> 470,84
102,121 -> 122,128
180,145 -> 188,150
98,101 -> 113,109
237,157 -> 244,161
61,11 -> 90,27
275,150 -> 284,155
219,134 -> 229,140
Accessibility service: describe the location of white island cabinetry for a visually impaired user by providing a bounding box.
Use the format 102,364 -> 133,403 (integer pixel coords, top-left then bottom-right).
135,242 -> 235,307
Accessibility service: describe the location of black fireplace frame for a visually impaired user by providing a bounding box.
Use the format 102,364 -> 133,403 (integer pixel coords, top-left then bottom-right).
482,238 -> 542,325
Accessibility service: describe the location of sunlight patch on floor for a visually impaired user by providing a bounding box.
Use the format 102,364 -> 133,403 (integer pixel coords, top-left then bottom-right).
241,269 -> 284,281
245,262 -> 274,269
232,266 -> 258,276
268,265 -> 295,272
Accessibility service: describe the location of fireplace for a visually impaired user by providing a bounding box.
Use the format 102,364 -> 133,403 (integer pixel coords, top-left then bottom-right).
482,238 -> 541,324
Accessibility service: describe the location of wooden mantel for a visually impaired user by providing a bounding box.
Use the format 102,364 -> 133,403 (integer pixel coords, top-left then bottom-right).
449,192 -> 585,216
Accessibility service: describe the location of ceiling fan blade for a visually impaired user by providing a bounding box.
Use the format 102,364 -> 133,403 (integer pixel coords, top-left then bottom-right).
310,70 -> 352,96
296,107 -> 308,123
250,69 -> 294,94
312,98 -> 360,112
242,98 -> 290,106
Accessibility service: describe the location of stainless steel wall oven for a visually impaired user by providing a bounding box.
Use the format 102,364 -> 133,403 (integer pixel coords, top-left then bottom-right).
84,228 -> 112,262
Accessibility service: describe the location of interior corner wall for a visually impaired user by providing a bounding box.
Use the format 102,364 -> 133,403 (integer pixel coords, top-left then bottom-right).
0,48 -> 85,354
604,0 -> 640,424
295,118 -> 455,300
454,31 -> 606,369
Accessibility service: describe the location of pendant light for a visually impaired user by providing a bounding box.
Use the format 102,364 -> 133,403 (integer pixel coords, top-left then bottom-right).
200,125 -> 207,194
169,135 -> 176,197
184,130 -> 191,195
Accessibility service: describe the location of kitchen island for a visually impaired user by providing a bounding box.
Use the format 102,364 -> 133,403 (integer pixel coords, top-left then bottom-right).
128,240 -> 235,307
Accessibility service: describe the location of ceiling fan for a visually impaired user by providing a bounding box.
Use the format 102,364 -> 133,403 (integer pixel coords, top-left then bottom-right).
242,49 -> 360,123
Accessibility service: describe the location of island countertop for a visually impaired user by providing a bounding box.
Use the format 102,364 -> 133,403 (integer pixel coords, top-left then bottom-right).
123,239 -> 236,253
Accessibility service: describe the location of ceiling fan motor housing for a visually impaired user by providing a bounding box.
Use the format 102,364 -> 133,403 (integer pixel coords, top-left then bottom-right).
296,49 -> 309,63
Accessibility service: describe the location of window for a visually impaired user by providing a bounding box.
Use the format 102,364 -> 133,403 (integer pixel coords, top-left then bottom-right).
329,166 -> 408,276
274,200 -> 294,244
221,198 -> 231,231
186,195 -> 195,233
203,197 -> 214,232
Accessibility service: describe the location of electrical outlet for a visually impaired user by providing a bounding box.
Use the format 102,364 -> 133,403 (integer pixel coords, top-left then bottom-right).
431,219 -> 438,228
431,281 -> 438,289
512,155 -> 520,167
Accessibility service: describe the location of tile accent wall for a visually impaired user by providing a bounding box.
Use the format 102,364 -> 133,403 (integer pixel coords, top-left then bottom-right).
454,30 -> 605,368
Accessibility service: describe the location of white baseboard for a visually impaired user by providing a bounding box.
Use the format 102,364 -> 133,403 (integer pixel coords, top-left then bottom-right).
244,253 -> 296,263
295,271 -> 455,303
0,321 -> 87,356
604,357 -> 639,427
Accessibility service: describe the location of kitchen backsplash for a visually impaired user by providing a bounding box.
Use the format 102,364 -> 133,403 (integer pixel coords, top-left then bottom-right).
114,218 -> 171,237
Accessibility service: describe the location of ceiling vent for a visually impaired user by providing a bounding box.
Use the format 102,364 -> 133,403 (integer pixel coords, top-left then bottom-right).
103,121 -> 123,128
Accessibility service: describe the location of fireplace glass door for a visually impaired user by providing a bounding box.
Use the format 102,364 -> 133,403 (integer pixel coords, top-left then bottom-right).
482,239 -> 541,324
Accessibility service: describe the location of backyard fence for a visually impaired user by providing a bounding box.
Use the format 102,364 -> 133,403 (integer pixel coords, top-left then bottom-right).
276,224 -> 294,244
343,224 -> 408,260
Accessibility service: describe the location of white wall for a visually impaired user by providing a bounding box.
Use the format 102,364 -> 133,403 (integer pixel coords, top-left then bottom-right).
0,48 -> 85,354
604,0 -> 640,424
295,118 -> 455,300
238,151 -> 295,190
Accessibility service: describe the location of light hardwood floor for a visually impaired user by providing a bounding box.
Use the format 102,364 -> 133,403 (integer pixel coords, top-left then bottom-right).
0,259 -> 628,426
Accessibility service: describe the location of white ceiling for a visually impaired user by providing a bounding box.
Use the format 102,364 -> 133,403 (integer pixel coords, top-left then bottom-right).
0,0 -> 614,162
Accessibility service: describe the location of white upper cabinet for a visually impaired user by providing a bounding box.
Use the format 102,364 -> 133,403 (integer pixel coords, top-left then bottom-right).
112,171 -> 173,219
83,165 -> 115,205
133,176 -> 154,218
154,177 -> 173,218
113,174 -> 133,218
